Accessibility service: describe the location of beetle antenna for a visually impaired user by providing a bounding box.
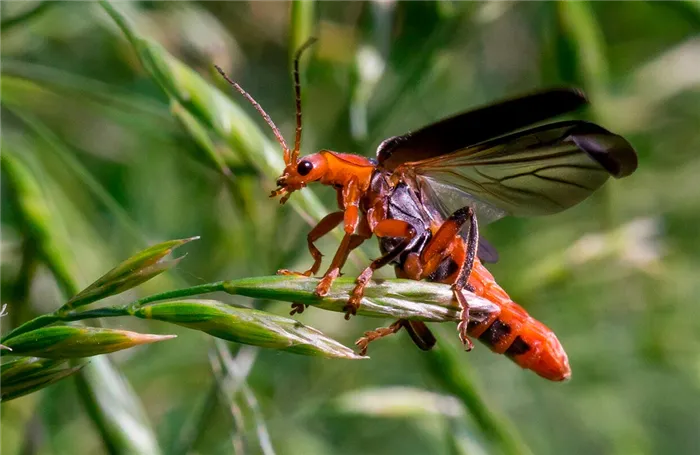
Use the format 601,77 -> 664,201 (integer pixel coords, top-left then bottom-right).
214,65 -> 291,164
292,37 -> 317,164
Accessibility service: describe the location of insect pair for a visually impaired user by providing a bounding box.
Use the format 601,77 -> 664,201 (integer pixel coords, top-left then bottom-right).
215,40 -> 637,381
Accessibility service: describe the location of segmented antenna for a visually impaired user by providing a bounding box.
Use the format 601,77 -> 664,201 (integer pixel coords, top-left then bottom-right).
292,37 -> 318,164
214,65 -> 291,164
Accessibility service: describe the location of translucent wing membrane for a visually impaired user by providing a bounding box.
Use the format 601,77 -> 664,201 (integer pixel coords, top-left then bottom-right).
406,121 -> 637,220
477,237 -> 500,263
377,88 -> 588,170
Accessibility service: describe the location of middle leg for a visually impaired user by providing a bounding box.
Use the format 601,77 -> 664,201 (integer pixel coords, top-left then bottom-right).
344,219 -> 417,319
278,211 -> 344,277
354,260 -> 437,354
288,229 -> 367,316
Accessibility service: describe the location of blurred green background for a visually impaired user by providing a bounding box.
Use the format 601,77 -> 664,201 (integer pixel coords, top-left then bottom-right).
2,1 -> 700,454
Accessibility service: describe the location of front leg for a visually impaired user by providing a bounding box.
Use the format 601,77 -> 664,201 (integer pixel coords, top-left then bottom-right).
314,233 -> 367,297
277,211 -> 344,278
314,189 -> 372,297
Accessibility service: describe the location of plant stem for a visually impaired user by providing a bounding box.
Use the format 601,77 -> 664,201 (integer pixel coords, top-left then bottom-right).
2,276 -> 498,345
128,281 -> 228,308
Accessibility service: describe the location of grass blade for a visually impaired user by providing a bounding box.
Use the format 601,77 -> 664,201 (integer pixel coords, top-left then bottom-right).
222,275 -> 499,322
1,326 -> 175,359
133,299 -> 363,359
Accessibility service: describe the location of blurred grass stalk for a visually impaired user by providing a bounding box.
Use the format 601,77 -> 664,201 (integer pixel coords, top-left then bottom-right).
211,340 -> 275,455
0,1 -> 55,32
555,1 -> 618,231
99,0 -> 331,229
349,0 -> 393,140
555,1 -> 609,101
1,101 -> 149,243
171,345 -> 260,455
1,150 -> 163,453
290,0 -> 316,62
426,332 -> 533,455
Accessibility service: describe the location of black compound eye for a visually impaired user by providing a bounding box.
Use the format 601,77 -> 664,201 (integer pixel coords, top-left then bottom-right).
297,160 -> 313,176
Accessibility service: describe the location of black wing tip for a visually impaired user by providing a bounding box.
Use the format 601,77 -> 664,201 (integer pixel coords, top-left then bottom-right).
541,86 -> 588,106
570,123 -> 639,178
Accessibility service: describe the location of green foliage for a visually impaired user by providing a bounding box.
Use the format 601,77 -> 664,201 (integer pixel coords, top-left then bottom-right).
2,1 -> 699,455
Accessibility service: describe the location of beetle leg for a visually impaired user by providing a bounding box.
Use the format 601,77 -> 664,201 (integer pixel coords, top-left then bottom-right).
278,211 -> 345,278
355,260 -> 437,354
355,318 -> 437,356
395,259 -> 438,351
278,211 -> 346,315
451,207 -> 479,350
344,220 -> 416,319
404,320 -> 437,350
315,232 -> 369,297
355,320 -> 404,356
414,207 -> 479,350
420,207 -> 471,264
289,303 -> 308,315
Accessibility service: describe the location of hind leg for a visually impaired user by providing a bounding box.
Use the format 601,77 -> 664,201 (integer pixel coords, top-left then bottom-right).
420,207 -> 479,350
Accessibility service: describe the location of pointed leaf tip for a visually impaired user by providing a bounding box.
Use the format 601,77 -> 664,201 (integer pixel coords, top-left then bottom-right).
2,326 -> 177,359
61,238 -> 198,310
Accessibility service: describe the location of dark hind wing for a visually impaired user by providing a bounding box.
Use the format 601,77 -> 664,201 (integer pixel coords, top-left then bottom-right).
377,88 -> 588,171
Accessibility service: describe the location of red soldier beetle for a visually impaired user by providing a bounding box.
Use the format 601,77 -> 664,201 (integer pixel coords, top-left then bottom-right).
215,40 -> 637,380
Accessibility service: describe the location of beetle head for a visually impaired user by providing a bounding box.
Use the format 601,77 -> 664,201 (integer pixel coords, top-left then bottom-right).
271,152 -> 328,204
